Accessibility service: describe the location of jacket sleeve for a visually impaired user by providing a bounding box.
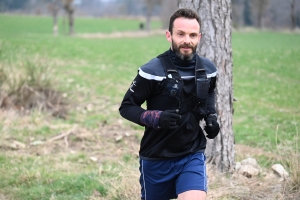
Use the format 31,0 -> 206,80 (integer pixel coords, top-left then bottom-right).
119,73 -> 158,126
206,76 -> 217,115
198,56 -> 218,116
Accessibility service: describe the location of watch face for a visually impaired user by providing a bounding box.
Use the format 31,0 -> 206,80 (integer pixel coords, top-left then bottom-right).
164,79 -> 183,97
209,113 -> 217,117
167,84 -> 178,96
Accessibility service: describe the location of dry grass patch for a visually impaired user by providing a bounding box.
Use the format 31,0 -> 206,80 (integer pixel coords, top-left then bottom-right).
76,30 -> 165,39
276,125 -> 300,198
0,59 -> 68,118
1,112 -> 299,200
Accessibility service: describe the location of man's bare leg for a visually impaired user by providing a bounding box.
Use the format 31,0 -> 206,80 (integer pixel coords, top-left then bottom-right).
178,190 -> 206,200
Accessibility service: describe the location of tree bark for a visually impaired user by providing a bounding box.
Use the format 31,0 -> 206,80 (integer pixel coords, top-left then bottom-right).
160,0 -> 178,29
63,0 -> 74,35
251,0 -> 269,29
178,0 -> 235,172
291,0 -> 296,30
48,0 -> 60,36
144,0 -> 161,32
145,0 -> 155,31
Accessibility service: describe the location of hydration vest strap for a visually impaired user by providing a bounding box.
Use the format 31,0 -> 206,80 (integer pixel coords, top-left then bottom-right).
195,55 -> 207,80
158,50 -> 207,81
157,51 -> 181,80
194,55 -> 209,117
157,51 -> 209,117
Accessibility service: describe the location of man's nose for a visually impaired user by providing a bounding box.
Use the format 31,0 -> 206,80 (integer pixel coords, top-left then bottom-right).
183,35 -> 191,43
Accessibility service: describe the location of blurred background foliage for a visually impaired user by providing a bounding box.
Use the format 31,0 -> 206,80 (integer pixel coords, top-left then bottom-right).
0,0 -> 299,31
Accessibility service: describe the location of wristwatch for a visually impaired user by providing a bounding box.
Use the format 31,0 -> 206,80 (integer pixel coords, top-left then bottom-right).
208,113 -> 218,118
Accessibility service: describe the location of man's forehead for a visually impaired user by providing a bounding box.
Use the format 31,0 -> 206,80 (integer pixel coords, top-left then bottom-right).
173,17 -> 200,32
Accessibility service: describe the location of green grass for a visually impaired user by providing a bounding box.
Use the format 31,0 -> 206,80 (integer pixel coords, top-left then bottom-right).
0,154 -> 109,200
0,14 -> 161,36
0,14 -> 300,199
232,31 -> 300,148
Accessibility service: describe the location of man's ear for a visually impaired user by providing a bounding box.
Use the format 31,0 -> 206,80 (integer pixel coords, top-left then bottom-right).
166,30 -> 172,43
198,32 -> 202,42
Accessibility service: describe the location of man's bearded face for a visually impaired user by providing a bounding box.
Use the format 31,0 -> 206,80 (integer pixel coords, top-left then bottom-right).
171,39 -> 197,61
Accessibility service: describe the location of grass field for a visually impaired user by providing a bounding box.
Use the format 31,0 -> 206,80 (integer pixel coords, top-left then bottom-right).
0,14 -> 299,199
232,31 -> 300,148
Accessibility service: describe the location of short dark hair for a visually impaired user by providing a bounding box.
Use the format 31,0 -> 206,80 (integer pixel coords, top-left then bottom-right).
168,8 -> 201,34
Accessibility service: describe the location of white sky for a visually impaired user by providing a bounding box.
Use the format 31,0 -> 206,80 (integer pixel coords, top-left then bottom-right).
74,0 -> 112,4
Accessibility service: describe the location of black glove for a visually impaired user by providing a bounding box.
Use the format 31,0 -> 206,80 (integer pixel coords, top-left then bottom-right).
159,110 -> 181,129
204,114 -> 220,139
192,106 -> 206,121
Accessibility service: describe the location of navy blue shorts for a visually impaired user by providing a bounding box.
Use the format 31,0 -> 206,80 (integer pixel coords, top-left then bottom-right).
139,152 -> 207,200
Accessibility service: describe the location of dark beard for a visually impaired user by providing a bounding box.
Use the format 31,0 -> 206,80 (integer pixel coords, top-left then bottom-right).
172,42 -> 197,61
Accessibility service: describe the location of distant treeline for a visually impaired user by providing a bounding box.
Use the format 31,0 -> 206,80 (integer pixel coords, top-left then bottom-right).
0,0 -> 299,29
0,0 -> 29,11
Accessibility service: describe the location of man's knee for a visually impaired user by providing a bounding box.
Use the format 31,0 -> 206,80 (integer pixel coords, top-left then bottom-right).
178,190 -> 206,200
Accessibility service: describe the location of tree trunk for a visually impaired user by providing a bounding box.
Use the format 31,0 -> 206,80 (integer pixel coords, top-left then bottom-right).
63,0 -> 74,35
178,0 -> 235,172
144,0 -> 154,31
145,0 -> 162,31
146,9 -> 152,32
291,0 -> 296,30
48,0 -> 60,36
68,9 -> 74,35
257,3 -> 263,28
160,0 -> 178,29
53,14 -> 59,36
252,0 -> 269,29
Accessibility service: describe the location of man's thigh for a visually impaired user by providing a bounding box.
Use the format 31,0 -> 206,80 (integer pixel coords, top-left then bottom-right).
175,152 -> 207,195
139,153 -> 207,200
140,159 -> 177,200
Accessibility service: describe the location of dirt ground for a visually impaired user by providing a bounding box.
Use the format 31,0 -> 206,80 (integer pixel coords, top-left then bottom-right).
76,30 -> 166,39
1,118 -> 299,200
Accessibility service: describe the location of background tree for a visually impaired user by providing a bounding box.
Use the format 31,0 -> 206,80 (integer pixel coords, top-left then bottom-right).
160,0 -> 177,29
0,0 -> 29,12
291,0 -> 296,30
243,0 -> 253,26
48,0 -> 60,36
297,11 -> 300,28
251,0 -> 269,28
231,0 -> 244,28
0,0 -> 10,12
144,0 -> 161,31
178,0 -> 235,172
62,0 -> 74,35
